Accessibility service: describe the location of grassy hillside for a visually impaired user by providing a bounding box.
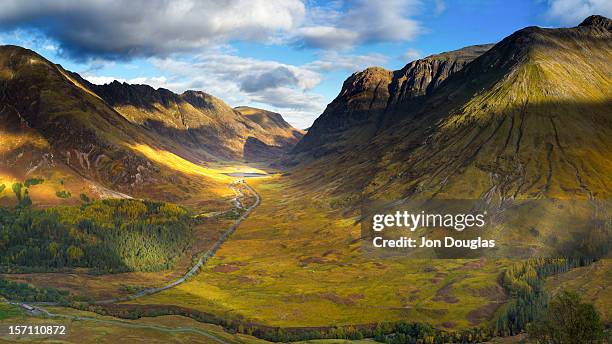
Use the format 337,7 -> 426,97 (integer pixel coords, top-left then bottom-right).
234,106 -> 304,161
0,44 -> 239,206
0,304 -> 269,343
365,20 -> 612,201
545,259 -> 611,323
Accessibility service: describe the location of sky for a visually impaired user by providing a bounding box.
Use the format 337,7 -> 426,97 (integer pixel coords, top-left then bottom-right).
0,0 -> 610,129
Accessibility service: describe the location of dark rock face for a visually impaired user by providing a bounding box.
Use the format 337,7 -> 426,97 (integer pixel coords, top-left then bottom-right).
388,45 -> 493,106
293,44 -> 493,155
579,15 -> 612,29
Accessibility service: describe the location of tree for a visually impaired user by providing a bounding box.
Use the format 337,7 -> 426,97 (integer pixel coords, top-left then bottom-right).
56,190 -> 71,199
527,290 -> 604,344
12,183 -> 23,201
24,178 -> 44,187
80,193 -> 91,203
66,245 -> 84,263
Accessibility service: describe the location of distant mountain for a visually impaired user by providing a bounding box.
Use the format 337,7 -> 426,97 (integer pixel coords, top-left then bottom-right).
0,45 -> 301,204
78,79 -> 303,161
290,16 -> 612,201
234,106 -> 304,161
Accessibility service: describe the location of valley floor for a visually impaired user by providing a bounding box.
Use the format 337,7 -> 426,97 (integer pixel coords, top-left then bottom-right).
1,171 -> 609,343
125,175 -> 508,329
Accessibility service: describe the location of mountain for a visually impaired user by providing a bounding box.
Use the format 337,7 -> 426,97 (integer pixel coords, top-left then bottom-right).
234,106 -> 304,161
290,16 -> 612,202
79,80 -> 303,161
0,45 -> 300,205
292,44 -> 494,157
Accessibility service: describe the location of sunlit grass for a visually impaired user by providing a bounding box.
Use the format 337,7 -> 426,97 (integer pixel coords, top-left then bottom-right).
129,176 -> 506,329
0,131 -> 49,154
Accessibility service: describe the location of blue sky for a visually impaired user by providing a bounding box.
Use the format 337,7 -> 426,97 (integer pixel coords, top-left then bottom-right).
0,0 -> 609,128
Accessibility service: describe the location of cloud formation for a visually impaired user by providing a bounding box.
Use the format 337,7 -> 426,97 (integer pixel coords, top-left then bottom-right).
0,0 -> 425,127
82,50 -> 388,128
0,0 -> 306,60
296,0 -> 422,49
545,0 -> 611,24
0,0 -> 423,59
240,66 -> 300,93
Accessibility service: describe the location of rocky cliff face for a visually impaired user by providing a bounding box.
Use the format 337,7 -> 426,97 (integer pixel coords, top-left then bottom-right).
387,44 -> 493,106
292,44 -> 493,156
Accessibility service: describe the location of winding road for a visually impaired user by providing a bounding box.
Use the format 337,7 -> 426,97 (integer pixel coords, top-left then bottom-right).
95,179 -> 261,304
1,178 -> 262,343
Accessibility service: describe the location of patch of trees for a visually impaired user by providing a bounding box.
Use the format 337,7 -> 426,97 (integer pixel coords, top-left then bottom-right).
55,190 -> 71,198
82,302 -> 497,343
495,258 -> 599,337
0,279 -> 69,303
0,199 -> 193,273
2,179 -> 45,208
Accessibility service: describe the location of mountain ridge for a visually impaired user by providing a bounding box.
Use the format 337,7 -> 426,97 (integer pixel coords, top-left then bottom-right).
288,16 -> 612,202
292,44 -> 494,156
72,74 -> 304,161
0,44 -> 302,205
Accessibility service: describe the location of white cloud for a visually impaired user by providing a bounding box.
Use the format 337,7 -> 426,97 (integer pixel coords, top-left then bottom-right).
43,44 -> 57,52
0,0 -> 306,59
83,75 -> 125,85
1,0 -> 427,56
305,52 -> 388,72
82,49 -> 391,128
545,0 -> 612,24
402,48 -> 422,62
297,26 -> 360,50
296,0 -> 422,49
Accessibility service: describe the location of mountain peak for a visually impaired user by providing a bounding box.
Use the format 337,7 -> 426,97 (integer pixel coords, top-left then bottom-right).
578,15 -> 612,29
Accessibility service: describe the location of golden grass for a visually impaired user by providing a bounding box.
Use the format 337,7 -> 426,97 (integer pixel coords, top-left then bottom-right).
0,132 -> 50,155
128,176 -> 507,329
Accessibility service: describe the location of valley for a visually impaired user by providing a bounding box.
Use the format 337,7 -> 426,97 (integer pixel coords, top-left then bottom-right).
0,14 -> 610,344
124,176 -> 507,330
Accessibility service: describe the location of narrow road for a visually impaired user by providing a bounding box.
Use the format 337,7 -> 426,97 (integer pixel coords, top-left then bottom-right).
1,179 -> 261,343
94,180 -> 261,304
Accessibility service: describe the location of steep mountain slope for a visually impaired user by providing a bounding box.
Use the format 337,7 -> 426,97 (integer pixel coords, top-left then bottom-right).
0,44 -> 303,205
366,15 -> 612,200
0,45 -> 233,205
292,44 -> 493,157
290,16 -> 612,202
